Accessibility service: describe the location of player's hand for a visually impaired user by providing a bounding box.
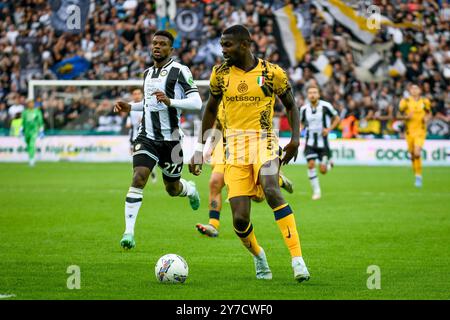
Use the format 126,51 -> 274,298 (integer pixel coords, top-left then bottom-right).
189,151 -> 204,176
281,140 -> 299,165
153,90 -> 171,107
322,128 -> 330,137
113,101 -> 131,113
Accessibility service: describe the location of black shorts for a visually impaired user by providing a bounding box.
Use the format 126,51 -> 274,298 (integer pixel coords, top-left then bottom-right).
132,136 -> 183,182
304,145 -> 331,162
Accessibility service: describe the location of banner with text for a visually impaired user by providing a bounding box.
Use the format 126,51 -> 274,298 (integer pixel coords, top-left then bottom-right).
0,137 -> 449,166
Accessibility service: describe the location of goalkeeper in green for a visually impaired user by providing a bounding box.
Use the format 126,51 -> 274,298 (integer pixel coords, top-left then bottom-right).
21,99 -> 44,166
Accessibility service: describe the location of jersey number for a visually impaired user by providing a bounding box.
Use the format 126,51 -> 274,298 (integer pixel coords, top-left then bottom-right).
163,162 -> 181,174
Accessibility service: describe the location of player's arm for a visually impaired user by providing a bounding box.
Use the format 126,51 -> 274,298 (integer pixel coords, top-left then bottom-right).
205,120 -> 223,156
153,66 -> 202,110
278,88 -> 300,165
189,65 -> 222,175
188,93 -> 221,175
113,100 -> 141,113
396,99 -> 411,120
323,104 -> 340,136
325,114 -> 341,136
153,91 -> 202,110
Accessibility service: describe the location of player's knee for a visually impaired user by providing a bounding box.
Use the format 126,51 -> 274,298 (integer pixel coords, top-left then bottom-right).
233,215 -> 250,231
262,184 -> 283,203
132,171 -> 147,188
319,165 -> 327,174
307,161 -> 315,169
165,183 -> 180,197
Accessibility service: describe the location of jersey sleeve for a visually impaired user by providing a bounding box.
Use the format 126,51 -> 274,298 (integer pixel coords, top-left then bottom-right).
273,64 -> 291,96
209,65 -> 222,98
324,102 -> 338,117
399,98 -> 408,113
178,66 -> 198,96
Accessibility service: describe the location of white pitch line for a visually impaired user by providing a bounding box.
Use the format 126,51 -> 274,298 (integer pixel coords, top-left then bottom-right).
0,294 -> 16,299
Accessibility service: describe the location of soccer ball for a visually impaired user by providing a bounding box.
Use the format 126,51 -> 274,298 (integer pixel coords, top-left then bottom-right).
155,254 -> 189,283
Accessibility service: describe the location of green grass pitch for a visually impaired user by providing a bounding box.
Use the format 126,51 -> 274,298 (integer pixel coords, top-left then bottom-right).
0,163 -> 449,300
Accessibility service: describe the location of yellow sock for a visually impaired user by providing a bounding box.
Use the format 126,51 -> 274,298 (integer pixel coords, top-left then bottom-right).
234,222 -> 261,256
209,218 -> 220,229
278,176 -> 283,187
411,159 -> 417,175
415,158 -> 422,176
273,203 -> 302,257
209,210 -> 220,230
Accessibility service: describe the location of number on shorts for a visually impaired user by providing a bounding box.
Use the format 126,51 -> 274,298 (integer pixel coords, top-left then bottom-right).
163,162 -> 180,174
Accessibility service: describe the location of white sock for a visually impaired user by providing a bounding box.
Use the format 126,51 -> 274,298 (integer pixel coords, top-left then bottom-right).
308,168 -> 321,194
292,256 -> 305,266
179,178 -> 196,197
124,187 -> 143,235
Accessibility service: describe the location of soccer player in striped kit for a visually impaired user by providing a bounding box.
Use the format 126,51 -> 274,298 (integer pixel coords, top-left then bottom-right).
300,85 -> 340,200
114,30 -> 202,250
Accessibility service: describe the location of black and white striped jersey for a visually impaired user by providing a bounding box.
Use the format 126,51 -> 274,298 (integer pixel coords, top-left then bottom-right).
300,100 -> 338,148
138,58 -> 199,141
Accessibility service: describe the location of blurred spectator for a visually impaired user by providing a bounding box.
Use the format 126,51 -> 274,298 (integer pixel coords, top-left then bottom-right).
9,112 -> 22,137
95,99 -> 123,133
0,101 -> 8,129
7,94 -> 25,121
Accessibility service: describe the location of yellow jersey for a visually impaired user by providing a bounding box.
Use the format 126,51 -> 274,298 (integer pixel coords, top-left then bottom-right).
209,58 -> 290,164
399,97 -> 431,135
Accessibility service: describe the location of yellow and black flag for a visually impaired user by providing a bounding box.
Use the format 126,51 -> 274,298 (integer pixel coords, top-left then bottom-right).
273,5 -> 307,67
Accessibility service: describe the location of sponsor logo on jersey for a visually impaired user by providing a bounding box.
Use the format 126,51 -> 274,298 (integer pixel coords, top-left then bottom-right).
225,96 -> 261,102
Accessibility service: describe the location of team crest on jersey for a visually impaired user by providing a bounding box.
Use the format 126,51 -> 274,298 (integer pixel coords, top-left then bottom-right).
257,76 -> 265,87
237,81 -> 248,93
160,70 -> 168,77
135,144 -> 141,151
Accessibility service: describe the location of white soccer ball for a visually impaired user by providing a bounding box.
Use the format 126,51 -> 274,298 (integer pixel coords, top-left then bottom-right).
155,254 -> 189,283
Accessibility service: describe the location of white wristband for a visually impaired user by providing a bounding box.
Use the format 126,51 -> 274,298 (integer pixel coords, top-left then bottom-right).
195,143 -> 204,152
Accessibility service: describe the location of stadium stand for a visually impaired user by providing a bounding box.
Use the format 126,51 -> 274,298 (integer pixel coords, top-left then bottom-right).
0,0 -> 448,138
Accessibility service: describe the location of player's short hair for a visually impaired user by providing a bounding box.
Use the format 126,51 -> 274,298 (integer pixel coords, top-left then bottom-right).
222,25 -> 252,43
153,30 -> 174,46
130,87 -> 142,93
306,84 -> 320,92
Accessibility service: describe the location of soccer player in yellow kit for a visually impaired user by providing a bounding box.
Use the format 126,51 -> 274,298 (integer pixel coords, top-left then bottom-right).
195,105 -> 294,237
190,25 -> 309,282
398,84 -> 431,187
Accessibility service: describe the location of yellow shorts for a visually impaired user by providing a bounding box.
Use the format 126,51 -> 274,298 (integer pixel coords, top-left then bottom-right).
406,133 -> 426,152
224,157 -> 278,199
222,134 -> 279,199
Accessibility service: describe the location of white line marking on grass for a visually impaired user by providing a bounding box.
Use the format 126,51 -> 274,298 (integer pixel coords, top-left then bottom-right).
0,294 -> 16,299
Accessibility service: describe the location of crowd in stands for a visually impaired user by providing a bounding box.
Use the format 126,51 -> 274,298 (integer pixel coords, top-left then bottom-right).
0,0 -> 449,138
